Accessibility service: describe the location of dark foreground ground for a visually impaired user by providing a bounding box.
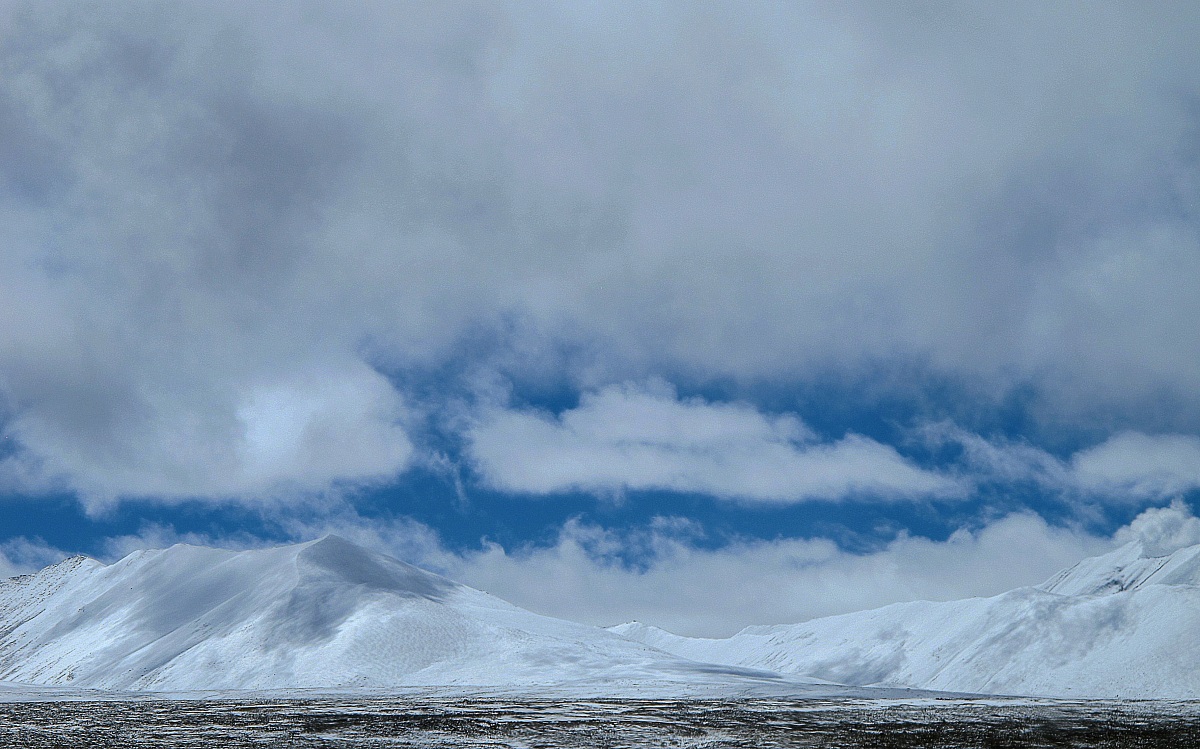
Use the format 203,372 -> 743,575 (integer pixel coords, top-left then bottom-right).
1,696 -> 1198,748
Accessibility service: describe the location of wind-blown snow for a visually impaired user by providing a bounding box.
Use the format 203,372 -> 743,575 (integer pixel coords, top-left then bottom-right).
612,540 -> 1200,698
0,536 -> 840,696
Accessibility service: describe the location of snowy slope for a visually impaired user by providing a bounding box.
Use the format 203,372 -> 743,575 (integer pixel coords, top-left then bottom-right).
1037,540 -> 1200,596
612,541 -> 1200,698
0,536 -> 810,694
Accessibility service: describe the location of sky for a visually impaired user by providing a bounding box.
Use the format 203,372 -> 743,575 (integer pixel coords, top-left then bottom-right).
1,1 -> 1200,637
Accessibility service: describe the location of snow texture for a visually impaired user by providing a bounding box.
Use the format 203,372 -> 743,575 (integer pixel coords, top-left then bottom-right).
612,540 -> 1200,698
0,536 -> 840,696
8,535 -> 1199,698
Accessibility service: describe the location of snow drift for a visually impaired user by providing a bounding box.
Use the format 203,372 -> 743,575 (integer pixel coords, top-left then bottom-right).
612,539 -> 1200,698
0,536 -> 799,693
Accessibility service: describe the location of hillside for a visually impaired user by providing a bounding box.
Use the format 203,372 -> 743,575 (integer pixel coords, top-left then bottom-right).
0,536 -> 801,694
612,540 -> 1200,698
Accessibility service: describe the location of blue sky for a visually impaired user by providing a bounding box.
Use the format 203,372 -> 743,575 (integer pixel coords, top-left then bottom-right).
2,1 -> 1200,636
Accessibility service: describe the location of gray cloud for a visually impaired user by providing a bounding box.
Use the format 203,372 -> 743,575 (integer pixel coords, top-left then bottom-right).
1,2 -> 1199,503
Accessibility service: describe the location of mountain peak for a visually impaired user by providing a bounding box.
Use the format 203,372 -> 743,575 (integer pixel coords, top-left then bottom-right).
616,536 -> 1200,699
294,534 -> 458,600
305,533 -> 352,547
1037,539 -> 1200,596
0,538 -> 798,695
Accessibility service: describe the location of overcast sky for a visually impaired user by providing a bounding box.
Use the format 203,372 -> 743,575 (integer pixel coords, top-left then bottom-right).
2,1 -> 1200,635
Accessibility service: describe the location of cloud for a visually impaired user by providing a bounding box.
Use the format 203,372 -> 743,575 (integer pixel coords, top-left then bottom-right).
268,505 -> 1124,638
438,512 -> 1112,637
1072,433 -> 1200,499
9,498 -> 1191,638
1,359 -> 412,509
1113,499 -> 1200,557
0,537 -> 71,579
926,423 -> 1200,503
467,382 -> 961,502
0,2 -> 1199,506
0,4 -> 420,506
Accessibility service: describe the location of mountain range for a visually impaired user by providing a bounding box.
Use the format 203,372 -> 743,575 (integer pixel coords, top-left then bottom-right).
1,534 -> 1196,697
613,539 -> 1200,698
0,535 -> 821,696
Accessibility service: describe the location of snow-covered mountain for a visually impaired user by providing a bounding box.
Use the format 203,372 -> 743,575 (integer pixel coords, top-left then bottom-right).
612,540 -> 1200,698
13,534 -> 1194,698
0,536 -> 808,694
1037,539 -> 1200,596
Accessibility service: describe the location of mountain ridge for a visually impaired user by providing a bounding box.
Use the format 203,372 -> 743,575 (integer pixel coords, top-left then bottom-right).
9,535 -> 1200,697
1037,540 -> 1200,596
612,540 -> 1200,698
0,536 -> 840,696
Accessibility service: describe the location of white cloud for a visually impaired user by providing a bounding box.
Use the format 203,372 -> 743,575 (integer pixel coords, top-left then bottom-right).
1072,432 -> 1200,499
922,422 -> 1070,486
926,423 -> 1200,503
269,506 -> 1125,638
468,382 -> 961,503
1113,499 -> 1200,557
233,365 -> 414,492
0,537 -> 71,579
435,513 -> 1111,637
13,500 -> 1196,638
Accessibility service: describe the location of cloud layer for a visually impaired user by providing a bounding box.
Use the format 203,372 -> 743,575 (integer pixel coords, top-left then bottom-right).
82,501 -> 1200,638
7,496 -> 1195,638
304,501 -> 1200,636
0,2 -> 1198,503
467,386 -> 1200,506
440,513 -> 1110,636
